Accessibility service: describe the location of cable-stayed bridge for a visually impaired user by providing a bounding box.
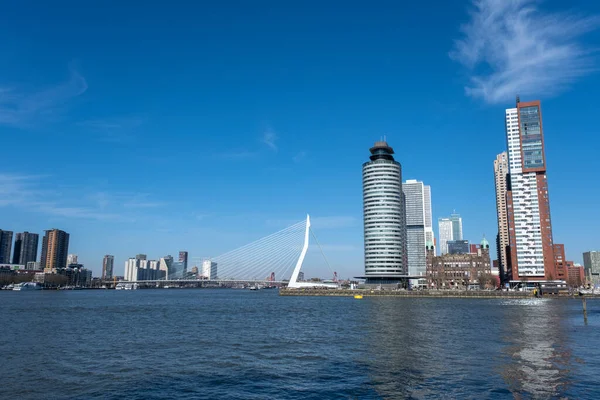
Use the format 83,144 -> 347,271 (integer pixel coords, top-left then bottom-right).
113,215 -> 338,288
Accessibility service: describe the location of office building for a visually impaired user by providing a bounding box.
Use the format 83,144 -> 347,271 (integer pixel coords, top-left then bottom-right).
402,179 -> 433,285
448,240 -> 469,255
67,254 -> 78,267
505,99 -> 555,281
494,152 -> 510,281
41,229 -> 70,271
125,257 -> 165,281
450,212 -> 463,241
179,251 -> 188,276
583,251 -> 600,285
0,230 -> 13,264
102,255 -> 114,280
362,141 -> 407,283
438,218 -> 453,255
12,232 -> 39,265
202,260 -> 218,280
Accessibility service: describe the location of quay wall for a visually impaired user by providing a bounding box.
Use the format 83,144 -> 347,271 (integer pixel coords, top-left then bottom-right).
279,289 -> 536,298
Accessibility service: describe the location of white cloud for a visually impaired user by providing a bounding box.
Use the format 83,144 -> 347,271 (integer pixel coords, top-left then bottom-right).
262,128 -> 278,151
293,151 -> 307,163
450,0 -> 600,103
0,68 -> 88,127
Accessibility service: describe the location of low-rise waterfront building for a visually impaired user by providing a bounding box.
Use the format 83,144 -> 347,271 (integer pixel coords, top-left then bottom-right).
426,238 -> 495,289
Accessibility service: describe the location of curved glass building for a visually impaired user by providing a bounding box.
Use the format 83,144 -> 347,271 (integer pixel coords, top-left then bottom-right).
362,141 -> 407,282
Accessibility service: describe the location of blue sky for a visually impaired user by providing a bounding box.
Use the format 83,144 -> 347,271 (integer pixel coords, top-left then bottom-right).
1,0 -> 599,278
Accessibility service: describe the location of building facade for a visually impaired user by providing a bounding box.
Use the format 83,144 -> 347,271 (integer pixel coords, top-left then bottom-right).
102,255 -> 114,280
179,251 -> 189,276
67,254 -> 78,267
438,218 -> 453,255
12,232 -> 39,265
0,230 -> 13,264
362,141 -> 407,282
41,229 -> 70,271
202,260 -> 218,280
505,99 -> 555,281
494,152 -> 510,281
402,179 -> 433,283
583,251 -> 600,285
426,238 -> 494,289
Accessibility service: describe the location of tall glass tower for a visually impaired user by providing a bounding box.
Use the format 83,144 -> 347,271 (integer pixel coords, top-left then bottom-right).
362,141 -> 407,282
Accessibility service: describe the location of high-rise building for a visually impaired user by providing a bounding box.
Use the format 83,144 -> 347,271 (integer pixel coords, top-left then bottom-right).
494,152 -> 510,281
102,255 -> 114,280
450,212 -> 463,241
583,251 -> 600,285
362,141 -> 407,283
505,99 -> 555,281
12,232 -> 39,265
41,229 -> 70,271
67,254 -> 78,267
448,240 -> 469,255
438,218 -> 453,255
202,260 -> 218,280
0,230 -> 13,264
402,179 -> 433,284
179,251 -> 188,276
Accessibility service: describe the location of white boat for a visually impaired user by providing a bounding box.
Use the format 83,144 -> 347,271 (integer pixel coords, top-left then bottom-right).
115,283 -> 138,290
579,288 -> 595,296
13,282 -> 42,291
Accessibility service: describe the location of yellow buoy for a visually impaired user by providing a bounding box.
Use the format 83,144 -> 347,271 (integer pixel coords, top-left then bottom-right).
354,294 -> 363,299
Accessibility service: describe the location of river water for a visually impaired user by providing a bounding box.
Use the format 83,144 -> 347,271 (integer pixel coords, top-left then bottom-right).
0,289 -> 598,399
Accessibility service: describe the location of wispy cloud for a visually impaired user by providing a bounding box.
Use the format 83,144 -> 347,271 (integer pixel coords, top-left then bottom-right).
262,128 -> 278,152
0,67 -> 88,127
293,151 -> 307,163
0,174 -> 161,221
450,0 -> 600,103
76,116 -> 144,143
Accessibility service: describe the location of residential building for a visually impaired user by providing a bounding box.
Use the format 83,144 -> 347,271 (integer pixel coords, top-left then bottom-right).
12,232 -> 39,265
362,141 -> 407,284
448,240 -> 469,255
41,229 -> 70,271
583,251 -> 600,285
26,261 -> 41,270
125,257 -> 165,281
505,99 -> 555,281
0,230 -> 13,264
102,255 -> 114,280
426,238 -> 494,289
567,264 -> 585,287
402,179 -> 433,285
438,218 -> 453,255
553,244 -> 568,281
494,152 -> 510,282
202,260 -> 218,280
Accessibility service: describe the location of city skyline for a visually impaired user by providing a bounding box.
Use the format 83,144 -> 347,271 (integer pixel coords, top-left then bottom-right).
1,1 -> 599,277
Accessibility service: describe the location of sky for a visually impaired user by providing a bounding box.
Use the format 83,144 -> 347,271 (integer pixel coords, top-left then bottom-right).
1,0 -> 600,278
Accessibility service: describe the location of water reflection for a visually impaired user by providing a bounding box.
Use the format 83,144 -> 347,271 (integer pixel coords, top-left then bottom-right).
499,299 -> 572,398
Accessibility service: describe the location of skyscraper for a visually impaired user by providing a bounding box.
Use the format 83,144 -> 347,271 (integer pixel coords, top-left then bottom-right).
505,99 -> 555,281
0,230 -> 13,264
41,229 -> 70,271
362,141 -> 407,283
438,218 -> 453,255
583,251 -> 600,285
67,254 -> 78,266
179,251 -> 188,276
494,152 -> 510,281
102,255 -> 114,280
450,212 -> 463,241
402,179 -> 433,283
12,232 -> 39,265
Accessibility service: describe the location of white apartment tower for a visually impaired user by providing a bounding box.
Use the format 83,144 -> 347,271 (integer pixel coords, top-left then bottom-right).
362,141 -> 407,281
438,218 -> 453,255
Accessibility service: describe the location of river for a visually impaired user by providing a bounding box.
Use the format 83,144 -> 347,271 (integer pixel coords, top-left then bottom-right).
1,289 -> 598,399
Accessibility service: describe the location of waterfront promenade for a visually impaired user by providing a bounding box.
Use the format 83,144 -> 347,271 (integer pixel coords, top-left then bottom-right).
280,288 -> 536,298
